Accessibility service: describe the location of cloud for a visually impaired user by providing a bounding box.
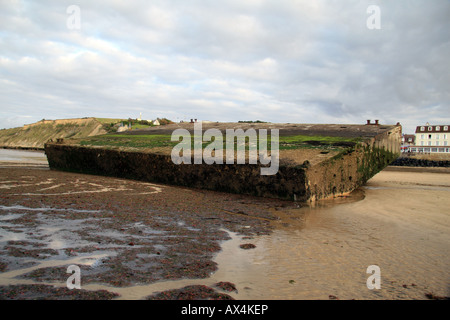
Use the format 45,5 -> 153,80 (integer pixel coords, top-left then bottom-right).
0,0 -> 449,133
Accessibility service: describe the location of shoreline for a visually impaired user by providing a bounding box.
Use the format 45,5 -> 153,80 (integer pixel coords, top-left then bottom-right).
1,146 -> 44,151
385,165 -> 450,173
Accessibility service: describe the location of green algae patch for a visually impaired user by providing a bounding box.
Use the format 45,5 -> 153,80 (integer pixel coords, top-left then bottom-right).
78,133 -> 361,152
278,135 -> 361,150
357,145 -> 398,184
80,134 -> 177,149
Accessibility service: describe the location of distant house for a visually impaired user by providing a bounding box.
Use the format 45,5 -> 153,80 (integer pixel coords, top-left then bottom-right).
401,134 -> 416,152
402,134 -> 415,145
117,123 -> 129,132
153,119 -> 160,126
409,124 -> 450,153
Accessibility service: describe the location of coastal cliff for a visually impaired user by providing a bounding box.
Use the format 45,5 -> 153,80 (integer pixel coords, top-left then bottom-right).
0,118 -> 107,150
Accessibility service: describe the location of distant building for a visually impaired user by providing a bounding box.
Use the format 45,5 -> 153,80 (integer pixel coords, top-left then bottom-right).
409,124 -> 450,153
402,134 -> 415,145
153,119 -> 160,126
401,134 -> 416,153
117,123 -> 129,132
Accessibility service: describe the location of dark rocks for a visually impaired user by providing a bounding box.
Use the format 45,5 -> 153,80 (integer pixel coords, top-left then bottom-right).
0,284 -> 119,300
391,157 -> 450,167
214,281 -> 238,292
239,243 -> 256,250
146,285 -> 234,300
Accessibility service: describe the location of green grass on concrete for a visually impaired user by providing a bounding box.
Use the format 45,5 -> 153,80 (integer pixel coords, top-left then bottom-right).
78,133 -> 361,151
80,134 -> 176,149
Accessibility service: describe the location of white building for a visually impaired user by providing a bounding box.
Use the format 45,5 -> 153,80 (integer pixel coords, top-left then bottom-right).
410,124 -> 450,153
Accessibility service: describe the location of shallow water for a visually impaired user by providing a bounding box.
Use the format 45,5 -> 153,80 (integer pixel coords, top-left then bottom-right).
0,149 -> 48,165
137,169 -> 448,300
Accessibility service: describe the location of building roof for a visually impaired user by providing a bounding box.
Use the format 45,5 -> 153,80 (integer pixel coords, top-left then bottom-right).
415,125 -> 450,133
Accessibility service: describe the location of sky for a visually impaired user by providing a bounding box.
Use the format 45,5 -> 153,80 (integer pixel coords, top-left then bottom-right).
1,0 -> 449,134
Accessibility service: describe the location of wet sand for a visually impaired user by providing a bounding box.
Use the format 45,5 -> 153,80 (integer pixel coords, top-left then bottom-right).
0,156 -> 449,299
216,168 -> 450,300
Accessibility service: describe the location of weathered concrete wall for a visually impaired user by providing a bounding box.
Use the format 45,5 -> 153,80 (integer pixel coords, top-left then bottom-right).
44,144 -> 309,200
305,125 -> 402,200
44,125 -> 401,202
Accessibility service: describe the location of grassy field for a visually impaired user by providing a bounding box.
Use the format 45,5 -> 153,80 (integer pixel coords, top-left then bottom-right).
78,133 -> 361,151
94,118 -> 127,124
80,134 -> 176,149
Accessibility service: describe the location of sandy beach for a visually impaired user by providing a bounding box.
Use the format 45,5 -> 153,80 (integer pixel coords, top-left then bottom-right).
0,150 -> 449,300
219,167 -> 450,299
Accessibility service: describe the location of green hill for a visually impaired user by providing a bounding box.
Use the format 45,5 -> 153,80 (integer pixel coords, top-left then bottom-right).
0,117 -> 108,149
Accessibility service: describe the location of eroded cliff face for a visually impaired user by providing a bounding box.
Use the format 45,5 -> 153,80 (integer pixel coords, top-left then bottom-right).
44,125 -> 401,202
0,118 -> 106,149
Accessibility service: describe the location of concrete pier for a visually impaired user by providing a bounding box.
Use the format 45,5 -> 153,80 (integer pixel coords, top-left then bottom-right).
44,122 -> 401,202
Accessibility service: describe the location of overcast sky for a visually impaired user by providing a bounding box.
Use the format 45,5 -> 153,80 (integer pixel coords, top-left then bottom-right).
1,0 -> 449,133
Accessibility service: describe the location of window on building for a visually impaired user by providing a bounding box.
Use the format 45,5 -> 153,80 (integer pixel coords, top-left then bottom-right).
428,141 -> 432,146
436,141 -> 439,146
429,134 -> 432,139
444,126 -> 448,131
436,126 -> 440,131
421,134 -> 424,139
421,141 -> 424,146
444,134 -> 448,139
445,141 -> 448,146
436,134 -> 440,139
428,126 -> 433,131
421,126 -> 425,131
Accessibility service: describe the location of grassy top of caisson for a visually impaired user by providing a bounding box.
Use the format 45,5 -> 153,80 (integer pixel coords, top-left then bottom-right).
50,122 -> 399,166
76,133 -> 360,151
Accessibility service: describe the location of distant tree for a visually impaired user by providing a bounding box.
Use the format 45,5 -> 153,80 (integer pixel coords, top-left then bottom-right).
157,118 -> 174,125
238,120 -> 267,123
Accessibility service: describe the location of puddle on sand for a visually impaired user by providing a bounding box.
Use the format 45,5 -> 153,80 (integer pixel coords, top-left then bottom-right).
0,228 -> 243,300
0,191 -> 367,300
0,253 -> 115,287
63,229 -> 250,300
1,191 -> 365,300
52,189 -> 369,300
